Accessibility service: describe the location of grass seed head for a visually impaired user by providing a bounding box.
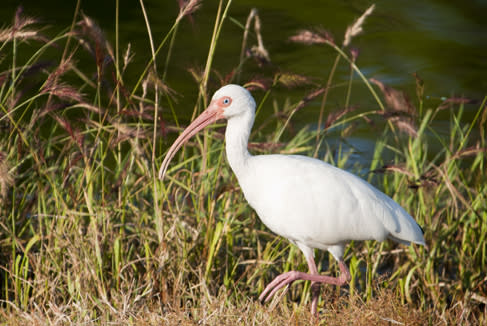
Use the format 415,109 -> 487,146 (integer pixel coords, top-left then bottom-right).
289,29 -> 333,46
370,78 -> 417,116
277,73 -> 314,89
77,14 -> 115,72
177,0 -> 202,23
343,4 -> 375,47
0,152 -> 13,200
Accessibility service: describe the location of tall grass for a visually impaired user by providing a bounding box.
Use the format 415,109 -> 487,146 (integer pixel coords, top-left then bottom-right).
0,3 -> 486,325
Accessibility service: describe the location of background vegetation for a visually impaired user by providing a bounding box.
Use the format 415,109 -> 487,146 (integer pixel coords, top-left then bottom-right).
0,1 -> 486,324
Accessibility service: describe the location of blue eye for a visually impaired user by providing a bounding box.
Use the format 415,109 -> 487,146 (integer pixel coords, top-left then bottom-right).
223,98 -> 230,104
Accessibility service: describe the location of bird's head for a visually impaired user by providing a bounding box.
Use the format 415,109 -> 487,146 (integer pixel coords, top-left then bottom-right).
211,84 -> 256,119
158,84 -> 255,179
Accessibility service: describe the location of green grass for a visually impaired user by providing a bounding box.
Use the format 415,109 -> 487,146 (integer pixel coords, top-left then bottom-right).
1,2 -> 486,325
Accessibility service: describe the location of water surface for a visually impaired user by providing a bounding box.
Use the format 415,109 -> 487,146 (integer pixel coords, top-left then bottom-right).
2,0 -> 485,154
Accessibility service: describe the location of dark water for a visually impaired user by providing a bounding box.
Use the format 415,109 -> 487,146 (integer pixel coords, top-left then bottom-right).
3,0 -> 486,143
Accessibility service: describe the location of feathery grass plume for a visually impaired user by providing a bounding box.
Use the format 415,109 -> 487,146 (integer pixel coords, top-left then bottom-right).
277,73 -> 314,89
370,78 -> 416,115
413,72 -> 424,100
111,122 -> 146,147
148,70 -> 179,101
120,107 -> 154,121
5,90 -> 22,110
40,55 -> 84,102
325,106 -> 357,129
76,14 -> 115,74
0,6 -> 46,43
239,9 -> 258,61
0,27 -> 39,43
371,164 -> 415,177
374,110 -> 418,137
343,4 -> 375,47
415,169 -> 439,188
37,101 -> 66,118
187,66 -> 204,84
40,82 -> 83,103
207,68 -> 237,87
294,87 -> 326,112
0,152 -> 13,201
393,119 -> 418,137
239,9 -> 270,67
13,6 -> 37,30
289,28 -> 334,46
177,0 -> 202,23
237,8 -> 268,82
52,114 -> 84,148
370,78 -> 418,136
438,96 -> 478,111
122,43 -> 134,73
243,78 -> 271,91
451,144 -> 487,160
247,10 -> 270,65
20,61 -> 55,79
72,103 -> 103,115
222,69 -> 238,85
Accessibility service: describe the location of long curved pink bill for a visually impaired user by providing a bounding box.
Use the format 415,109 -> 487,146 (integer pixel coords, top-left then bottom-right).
158,102 -> 224,180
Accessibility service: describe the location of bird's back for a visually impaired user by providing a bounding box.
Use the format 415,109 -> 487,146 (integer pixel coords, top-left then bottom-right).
237,154 -> 425,250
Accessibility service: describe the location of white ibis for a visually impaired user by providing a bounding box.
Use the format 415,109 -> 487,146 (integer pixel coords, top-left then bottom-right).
158,84 -> 425,316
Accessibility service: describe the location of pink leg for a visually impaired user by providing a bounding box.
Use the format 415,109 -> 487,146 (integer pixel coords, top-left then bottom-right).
307,255 -> 320,317
259,257 -> 351,316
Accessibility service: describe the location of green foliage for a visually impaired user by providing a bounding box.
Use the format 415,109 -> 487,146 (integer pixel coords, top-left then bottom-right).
0,2 -> 485,325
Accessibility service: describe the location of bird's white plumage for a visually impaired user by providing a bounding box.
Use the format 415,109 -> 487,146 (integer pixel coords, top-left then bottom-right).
215,85 -> 424,262
159,84 -> 425,315
238,155 -> 424,256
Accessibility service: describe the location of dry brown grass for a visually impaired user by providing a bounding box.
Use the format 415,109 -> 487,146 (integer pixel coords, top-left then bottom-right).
2,286 -> 480,325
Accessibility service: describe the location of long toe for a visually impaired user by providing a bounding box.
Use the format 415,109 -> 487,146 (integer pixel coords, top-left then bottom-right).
259,271 -> 303,302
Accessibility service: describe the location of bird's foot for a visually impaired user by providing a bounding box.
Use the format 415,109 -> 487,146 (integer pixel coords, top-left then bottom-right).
259,270 -> 306,303
259,267 -> 350,304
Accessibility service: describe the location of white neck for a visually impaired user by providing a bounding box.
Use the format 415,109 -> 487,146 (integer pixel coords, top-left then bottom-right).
225,110 -> 254,179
